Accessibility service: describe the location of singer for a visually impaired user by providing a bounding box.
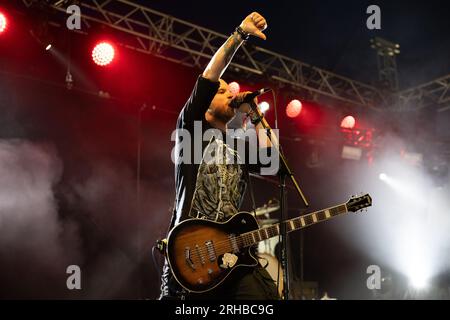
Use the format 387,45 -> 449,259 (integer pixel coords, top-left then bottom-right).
159,12 -> 280,300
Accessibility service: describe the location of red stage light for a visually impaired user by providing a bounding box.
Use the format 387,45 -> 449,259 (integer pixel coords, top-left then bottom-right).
340,115 -> 356,129
228,81 -> 240,96
286,99 -> 302,118
92,42 -> 115,66
0,12 -> 7,34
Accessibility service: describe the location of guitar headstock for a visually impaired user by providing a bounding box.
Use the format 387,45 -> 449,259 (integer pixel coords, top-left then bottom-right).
346,194 -> 372,213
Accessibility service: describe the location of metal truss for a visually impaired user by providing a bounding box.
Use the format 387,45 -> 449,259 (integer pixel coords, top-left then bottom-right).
396,74 -> 450,111
20,0 -> 450,112
21,0 -> 386,109
370,37 -> 401,92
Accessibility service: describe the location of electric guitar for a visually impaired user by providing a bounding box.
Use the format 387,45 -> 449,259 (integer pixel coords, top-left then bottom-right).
165,194 -> 372,293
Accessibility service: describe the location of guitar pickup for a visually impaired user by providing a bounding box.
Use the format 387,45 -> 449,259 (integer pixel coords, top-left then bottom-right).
205,240 -> 216,262
185,247 -> 196,270
229,234 -> 240,254
196,245 -> 205,265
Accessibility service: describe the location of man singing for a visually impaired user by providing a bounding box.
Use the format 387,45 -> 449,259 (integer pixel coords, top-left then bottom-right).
160,12 -> 279,300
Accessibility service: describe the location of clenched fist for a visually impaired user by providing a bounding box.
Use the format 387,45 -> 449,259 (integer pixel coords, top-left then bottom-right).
240,12 -> 268,40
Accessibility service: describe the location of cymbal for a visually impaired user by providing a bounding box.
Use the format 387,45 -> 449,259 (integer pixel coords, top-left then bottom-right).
253,203 -> 279,217
258,218 -> 279,225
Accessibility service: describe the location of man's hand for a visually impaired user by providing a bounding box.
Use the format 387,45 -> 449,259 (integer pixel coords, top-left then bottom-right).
240,12 -> 268,40
235,91 -> 273,148
235,91 -> 259,114
202,12 -> 267,82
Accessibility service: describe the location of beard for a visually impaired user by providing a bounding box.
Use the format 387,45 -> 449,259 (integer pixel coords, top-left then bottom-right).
209,106 -> 236,124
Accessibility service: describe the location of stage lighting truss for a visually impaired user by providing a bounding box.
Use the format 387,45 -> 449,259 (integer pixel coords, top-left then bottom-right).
20,0 -> 385,110
396,74 -> 450,111
18,0 -> 450,113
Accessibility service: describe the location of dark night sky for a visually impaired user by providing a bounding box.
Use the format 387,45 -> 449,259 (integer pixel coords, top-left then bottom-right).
140,0 -> 450,89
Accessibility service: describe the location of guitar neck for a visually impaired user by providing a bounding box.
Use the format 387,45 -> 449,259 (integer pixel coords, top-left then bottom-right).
238,203 -> 348,248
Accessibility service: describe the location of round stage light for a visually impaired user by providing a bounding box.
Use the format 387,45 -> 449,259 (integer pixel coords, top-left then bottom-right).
341,115 -> 356,129
228,82 -> 240,97
259,101 -> 270,113
92,42 -> 115,66
0,12 -> 7,34
379,173 -> 387,181
286,99 -> 302,118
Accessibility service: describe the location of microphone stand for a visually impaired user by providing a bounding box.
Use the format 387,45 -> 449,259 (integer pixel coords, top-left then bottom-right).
249,101 -> 309,300
137,103 -> 148,299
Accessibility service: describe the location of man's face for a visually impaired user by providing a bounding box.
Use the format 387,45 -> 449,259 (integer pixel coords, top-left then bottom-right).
208,79 -> 235,123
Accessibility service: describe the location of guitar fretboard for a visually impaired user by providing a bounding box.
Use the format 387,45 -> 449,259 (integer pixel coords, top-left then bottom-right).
237,204 -> 348,248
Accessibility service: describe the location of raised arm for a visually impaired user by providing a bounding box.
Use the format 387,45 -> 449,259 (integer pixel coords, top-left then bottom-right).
202,12 -> 267,82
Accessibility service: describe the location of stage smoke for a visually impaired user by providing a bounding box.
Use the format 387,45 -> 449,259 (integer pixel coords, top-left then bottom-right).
0,140 -> 81,298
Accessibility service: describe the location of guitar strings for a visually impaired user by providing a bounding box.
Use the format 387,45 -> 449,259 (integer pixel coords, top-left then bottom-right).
188,219 -> 308,262
190,215 -> 314,260
187,226 -> 280,263
190,219 -> 311,262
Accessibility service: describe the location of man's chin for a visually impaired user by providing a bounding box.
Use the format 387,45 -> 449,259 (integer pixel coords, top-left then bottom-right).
226,114 -> 237,124
227,108 -> 236,120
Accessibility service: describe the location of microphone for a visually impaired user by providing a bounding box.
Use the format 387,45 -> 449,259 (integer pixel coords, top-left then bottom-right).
230,87 -> 272,109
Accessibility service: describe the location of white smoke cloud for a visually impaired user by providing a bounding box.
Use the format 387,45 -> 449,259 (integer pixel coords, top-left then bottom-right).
336,133 -> 450,297
0,140 -> 61,254
0,136 -> 172,298
62,160 -> 171,298
0,140 -> 81,297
